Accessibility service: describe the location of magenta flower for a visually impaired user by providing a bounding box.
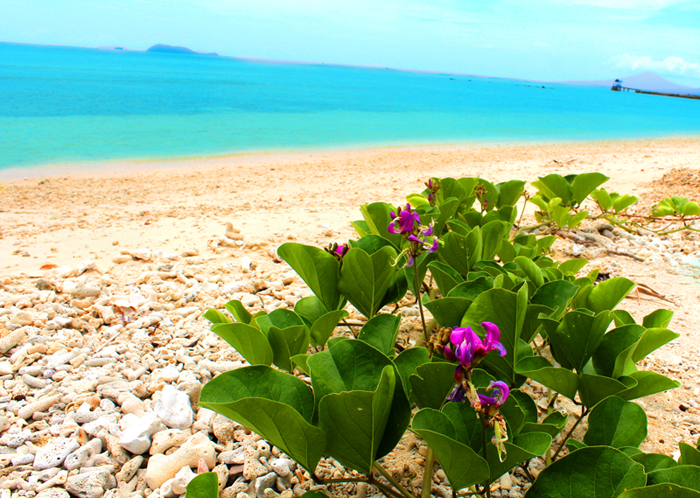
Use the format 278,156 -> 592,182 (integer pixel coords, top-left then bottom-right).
444,323 -> 506,369
388,204 -> 420,235
478,381 -> 510,409
334,244 -> 348,258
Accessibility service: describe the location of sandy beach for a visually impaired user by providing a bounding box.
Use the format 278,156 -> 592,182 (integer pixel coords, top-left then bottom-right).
2,137 -> 700,496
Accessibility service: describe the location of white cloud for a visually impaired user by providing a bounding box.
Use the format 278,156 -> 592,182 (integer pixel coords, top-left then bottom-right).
612,54 -> 700,76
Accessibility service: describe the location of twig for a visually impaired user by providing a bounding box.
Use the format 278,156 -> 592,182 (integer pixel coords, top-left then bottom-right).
374,462 -> 417,498
605,248 -> 644,262
551,406 -> 588,461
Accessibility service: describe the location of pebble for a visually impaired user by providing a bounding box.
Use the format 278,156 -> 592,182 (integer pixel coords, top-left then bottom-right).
0,329 -> 27,353
65,469 -> 111,498
144,432 -> 216,489
33,437 -> 80,470
35,489 -> 71,498
119,412 -> 165,454
154,385 -> 194,430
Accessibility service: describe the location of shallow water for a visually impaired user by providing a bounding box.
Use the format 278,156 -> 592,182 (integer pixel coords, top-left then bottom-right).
1,42 -> 699,170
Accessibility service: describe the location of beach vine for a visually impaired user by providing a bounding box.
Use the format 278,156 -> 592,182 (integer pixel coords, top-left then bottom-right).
187,173 -> 699,498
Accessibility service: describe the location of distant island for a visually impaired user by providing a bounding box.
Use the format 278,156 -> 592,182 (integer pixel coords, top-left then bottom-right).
146,44 -> 218,56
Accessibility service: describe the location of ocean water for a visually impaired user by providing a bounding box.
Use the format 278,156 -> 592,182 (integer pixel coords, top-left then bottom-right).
2,42 -> 700,170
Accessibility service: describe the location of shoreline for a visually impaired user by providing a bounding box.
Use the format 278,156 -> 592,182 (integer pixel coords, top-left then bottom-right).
2,135 -> 699,182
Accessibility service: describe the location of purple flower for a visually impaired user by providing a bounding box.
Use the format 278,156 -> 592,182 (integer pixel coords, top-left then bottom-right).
445,323 -> 506,369
334,244 -> 347,257
447,383 -> 466,402
388,204 -> 420,235
477,381 -> 510,409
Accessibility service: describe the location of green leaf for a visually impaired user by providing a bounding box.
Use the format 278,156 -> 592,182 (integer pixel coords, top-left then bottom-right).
578,373 -> 628,408
437,177 -> 468,203
558,258 -> 588,276
584,277 -> 635,313
526,446 -> 646,498
256,309 -> 305,335
592,324 -> 645,378
521,411 -> 568,438
515,356 -> 579,400
307,340 -> 411,460
648,466 -> 700,491
584,396 -> 648,449
223,300 -> 253,325
619,483 -> 700,498
631,453 -> 677,473
268,325 -> 310,372
185,472 -> 219,498
438,232 -> 470,276
358,314 -> 401,357
684,201 -> 700,216
481,220 -> 509,261
295,296 -> 329,325
309,310 -> 349,348
349,234 -> 396,255
351,220 -> 371,237
531,280 -> 578,317
515,256 -> 545,288
360,202 -> 405,249
409,362 -> 457,410
642,309 -> 673,329
393,348 -> 430,401
433,198 -> 460,236
318,365 -> 396,473
427,261 -> 463,296
210,323 -> 273,366
447,277 -> 493,300
412,408 -> 490,490
407,193 -> 429,207
617,371 -> 680,401
679,443 -> 700,466
521,304 -> 555,343
592,188 -> 614,211
549,311 -> 612,373
203,309 -> 233,325
571,172 -> 610,206
199,366 -> 325,474
291,354 -> 310,375
278,243 -> 343,311
424,297 -> 472,328
338,246 -> 397,318
612,195 -> 638,213
497,179 -> 526,207
632,328 -> 679,363
532,174 -> 572,205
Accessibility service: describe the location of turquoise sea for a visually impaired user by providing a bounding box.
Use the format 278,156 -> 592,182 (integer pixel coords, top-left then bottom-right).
2,42 -> 700,170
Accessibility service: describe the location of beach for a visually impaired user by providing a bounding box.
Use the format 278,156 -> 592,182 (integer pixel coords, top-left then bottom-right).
2,137 -> 700,495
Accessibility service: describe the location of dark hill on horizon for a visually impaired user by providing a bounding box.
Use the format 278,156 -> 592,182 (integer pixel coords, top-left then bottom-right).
146,44 -> 218,56
560,71 -> 700,96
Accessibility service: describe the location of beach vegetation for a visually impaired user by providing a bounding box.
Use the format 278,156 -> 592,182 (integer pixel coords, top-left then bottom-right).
193,173 -> 699,498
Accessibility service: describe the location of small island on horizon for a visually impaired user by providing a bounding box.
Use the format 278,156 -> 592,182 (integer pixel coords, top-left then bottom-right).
146,44 -> 218,56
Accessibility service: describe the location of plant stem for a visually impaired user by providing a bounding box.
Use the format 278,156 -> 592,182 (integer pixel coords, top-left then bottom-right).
551,406 -> 588,461
479,415 -> 492,498
374,462 -> 417,498
420,446 -> 435,498
369,473 -> 408,498
414,267 -> 429,345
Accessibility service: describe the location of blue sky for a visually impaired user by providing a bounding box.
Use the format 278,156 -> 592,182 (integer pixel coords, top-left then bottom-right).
3,0 -> 700,86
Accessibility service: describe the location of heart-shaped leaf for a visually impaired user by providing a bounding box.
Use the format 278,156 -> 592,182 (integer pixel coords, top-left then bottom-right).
486,431 -> 552,481
360,202 -> 405,249
679,443 -> 700,466
592,325 -> 645,378
307,340 -> 411,461
224,300 -> 253,325
409,362 -> 457,410
577,374 -> 629,408
185,472 -> 219,498
393,347 -> 430,401
338,246 -> 397,318
358,314 -> 401,357
203,309 -> 233,325
424,297 -> 473,328
268,325 -> 310,372
199,366 -> 326,474
631,453 -> 677,473
309,310 -> 349,348
318,365 -> 396,473
642,309 -> 673,329
439,232 -> 470,276
295,296 -> 328,326
515,356 -> 579,400
427,261 -> 464,296
648,466 -> 700,491
571,172 -> 610,206
583,277 -> 635,313
412,407 -> 490,490
531,280 -> 578,317
617,371 -> 679,401
278,243 -> 343,311
526,446 -> 646,498
632,328 -> 679,363
210,323 -> 273,366
549,311 -> 612,373
584,396 -> 647,449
